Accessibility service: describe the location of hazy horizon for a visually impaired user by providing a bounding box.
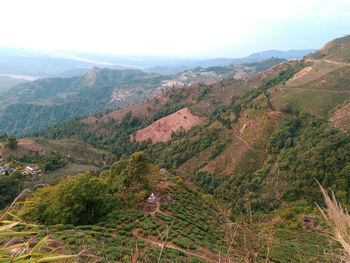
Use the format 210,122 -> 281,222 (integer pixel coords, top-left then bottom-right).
1,0 -> 350,58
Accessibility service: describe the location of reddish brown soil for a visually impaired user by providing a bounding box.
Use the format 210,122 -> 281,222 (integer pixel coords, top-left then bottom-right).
131,107 -> 204,143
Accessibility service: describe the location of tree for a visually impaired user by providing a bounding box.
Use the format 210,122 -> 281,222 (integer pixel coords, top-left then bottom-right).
5,135 -> 17,149
0,176 -> 21,209
125,152 -> 150,187
21,172 -> 108,225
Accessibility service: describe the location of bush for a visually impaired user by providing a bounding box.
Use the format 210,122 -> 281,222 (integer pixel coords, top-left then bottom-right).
20,172 -> 109,225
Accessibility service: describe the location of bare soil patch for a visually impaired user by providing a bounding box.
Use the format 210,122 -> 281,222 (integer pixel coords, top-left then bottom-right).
289,66 -> 312,81
1,138 -> 45,158
330,103 -> 350,132
131,107 -> 204,143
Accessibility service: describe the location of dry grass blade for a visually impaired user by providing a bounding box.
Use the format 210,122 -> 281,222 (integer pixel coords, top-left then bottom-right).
131,243 -> 138,263
0,190 -> 27,221
317,182 -> 350,261
0,191 -> 79,262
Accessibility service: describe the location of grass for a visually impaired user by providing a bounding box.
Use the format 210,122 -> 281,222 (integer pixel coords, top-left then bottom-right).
25,162 -> 99,187
286,60 -> 342,87
309,35 -> 350,63
35,138 -> 116,165
270,66 -> 350,117
0,191 -> 78,262
317,183 -> 350,262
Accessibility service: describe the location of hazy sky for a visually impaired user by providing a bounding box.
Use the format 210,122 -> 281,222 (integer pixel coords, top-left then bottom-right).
1,0 -> 350,58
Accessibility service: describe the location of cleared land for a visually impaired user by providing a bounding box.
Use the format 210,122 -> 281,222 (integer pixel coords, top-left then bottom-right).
330,102 -> 350,132
132,107 -> 204,143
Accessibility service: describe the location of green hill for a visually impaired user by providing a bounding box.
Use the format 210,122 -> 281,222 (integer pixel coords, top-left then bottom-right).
4,35 -> 350,262
0,58 -> 285,136
0,68 -> 168,136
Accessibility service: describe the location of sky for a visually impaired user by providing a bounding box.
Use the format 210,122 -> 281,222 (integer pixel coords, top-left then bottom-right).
1,0 -> 350,58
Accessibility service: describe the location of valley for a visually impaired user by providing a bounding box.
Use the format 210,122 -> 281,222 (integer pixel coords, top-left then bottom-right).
1,35 -> 350,262
0,58 -> 285,136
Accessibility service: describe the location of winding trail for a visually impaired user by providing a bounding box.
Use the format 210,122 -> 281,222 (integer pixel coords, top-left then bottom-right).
292,88 -> 350,93
131,230 -> 236,263
306,58 -> 350,66
232,131 -> 266,154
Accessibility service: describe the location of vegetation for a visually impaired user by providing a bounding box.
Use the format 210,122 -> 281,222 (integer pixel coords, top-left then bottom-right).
318,183 -> 350,262
0,192 -> 78,262
0,133 -> 18,149
0,176 -> 22,209
21,171 -> 109,225
0,57 -> 285,137
3,35 -> 350,261
20,152 -> 152,225
0,69 -> 167,136
309,34 -> 350,63
269,113 -> 350,204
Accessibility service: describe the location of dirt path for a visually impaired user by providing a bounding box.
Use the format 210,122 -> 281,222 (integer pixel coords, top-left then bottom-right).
150,199 -> 161,216
292,88 -> 350,93
306,58 -> 350,66
131,230 -> 236,263
232,132 -> 266,154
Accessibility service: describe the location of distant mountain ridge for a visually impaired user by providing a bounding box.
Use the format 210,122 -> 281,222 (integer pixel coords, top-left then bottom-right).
0,47 -> 314,80
0,58 -> 285,135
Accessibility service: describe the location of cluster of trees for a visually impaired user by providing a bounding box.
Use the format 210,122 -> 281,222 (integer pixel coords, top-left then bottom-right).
20,152 -> 152,225
30,117 -> 85,139
246,57 -> 286,72
151,102 -> 192,122
0,176 -> 22,209
191,113 -> 350,212
14,153 -> 68,172
0,133 -> 18,149
239,60 -> 307,108
269,113 -> 350,204
38,154 -> 68,172
144,125 -> 221,172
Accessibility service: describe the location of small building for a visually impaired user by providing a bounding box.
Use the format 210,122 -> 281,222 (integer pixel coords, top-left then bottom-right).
26,166 -> 34,171
148,193 -> 156,203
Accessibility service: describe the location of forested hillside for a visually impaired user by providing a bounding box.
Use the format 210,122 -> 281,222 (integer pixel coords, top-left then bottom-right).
0,58 -> 285,136
2,35 -> 350,262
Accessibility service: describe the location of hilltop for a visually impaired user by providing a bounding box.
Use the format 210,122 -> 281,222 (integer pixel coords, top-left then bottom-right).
309,34 -> 350,63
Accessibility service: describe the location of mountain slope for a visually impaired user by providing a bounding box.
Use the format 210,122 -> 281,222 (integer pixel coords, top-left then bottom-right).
309,34 -> 350,63
0,58 -> 286,136
0,68 -> 168,135
14,35 -> 350,262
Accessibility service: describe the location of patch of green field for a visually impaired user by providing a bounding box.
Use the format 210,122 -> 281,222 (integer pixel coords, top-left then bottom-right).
27,162 -> 99,187
272,88 -> 350,117
35,138 -> 116,165
286,61 -> 342,87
